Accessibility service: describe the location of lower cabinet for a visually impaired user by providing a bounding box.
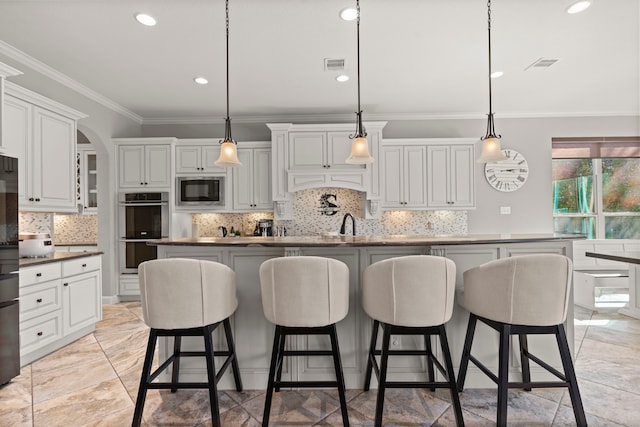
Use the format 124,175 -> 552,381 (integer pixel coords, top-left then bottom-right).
19,254 -> 102,366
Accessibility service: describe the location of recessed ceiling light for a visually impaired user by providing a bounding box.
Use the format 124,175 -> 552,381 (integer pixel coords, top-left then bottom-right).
134,13 -> 157,26
194,77 -> 208,85
490,71 -> 504,78
566,1 -> 591,14
336,75 -> 349,82
339,7 -> 357,21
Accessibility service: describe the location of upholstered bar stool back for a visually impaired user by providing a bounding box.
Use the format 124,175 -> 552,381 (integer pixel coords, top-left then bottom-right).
362,255 -> 464,427
259,256 -> 350,426
457,254 -> 587,426
133,258 -> 243,427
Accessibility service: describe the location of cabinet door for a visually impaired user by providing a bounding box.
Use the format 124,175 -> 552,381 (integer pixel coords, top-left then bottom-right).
81,151 -> 98,212
426,145 -> 450,208
3,96 -> 30,205
201,145 -> 225,173
118,145 -> 145,188
253,148 -> 273,209
327,131 -> 360,169
381,146 -> 403,208
175,145 -> 201,173
289,132 -> 326,169
32,106 -> 77,211
403,146 -> 427,207
62,270 -> 100,335
449,145 -> 475,207
232,149 -> 254,210
144,145 -> 171,188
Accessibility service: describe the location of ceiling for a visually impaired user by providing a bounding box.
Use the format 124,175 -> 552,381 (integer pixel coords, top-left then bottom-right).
0,0 -> 638,124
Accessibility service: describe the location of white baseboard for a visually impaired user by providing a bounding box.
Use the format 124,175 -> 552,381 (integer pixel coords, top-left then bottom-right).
102,295 -> 120,305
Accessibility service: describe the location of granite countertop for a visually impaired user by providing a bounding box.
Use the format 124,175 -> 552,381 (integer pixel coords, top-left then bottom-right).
148,233 -> 584,248
55,242 -> 98,246
19,251 -> 104,267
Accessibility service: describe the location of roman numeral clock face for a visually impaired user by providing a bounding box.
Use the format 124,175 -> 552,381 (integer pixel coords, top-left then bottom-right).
484,149 -> 529,192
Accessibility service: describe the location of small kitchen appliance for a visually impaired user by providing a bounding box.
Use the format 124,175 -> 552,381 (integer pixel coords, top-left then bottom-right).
253,219 -> 273,236
18,232 -> 54,258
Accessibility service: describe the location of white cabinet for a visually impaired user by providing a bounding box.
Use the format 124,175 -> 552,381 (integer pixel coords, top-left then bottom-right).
19,254 -> 102,366
427,144 -> 475,208
175,142 -> 224,174
116,139 -> 173,189
381,144 -> 427,209
3,83 -> 86,213
77,146 -> 97,213
288,131 -> 358,171
233,144 -> 272,211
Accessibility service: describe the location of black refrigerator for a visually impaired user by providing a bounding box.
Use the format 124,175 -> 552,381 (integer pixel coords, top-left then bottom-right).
0,154 -> 19,385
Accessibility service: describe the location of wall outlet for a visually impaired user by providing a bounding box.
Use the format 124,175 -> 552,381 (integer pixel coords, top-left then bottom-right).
500,206 -> 511,215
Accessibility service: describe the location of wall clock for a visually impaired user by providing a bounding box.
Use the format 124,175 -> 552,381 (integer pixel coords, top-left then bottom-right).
484,149 -> 529,192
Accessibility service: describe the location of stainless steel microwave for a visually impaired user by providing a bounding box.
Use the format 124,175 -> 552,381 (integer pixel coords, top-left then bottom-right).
176,177 -> 225,206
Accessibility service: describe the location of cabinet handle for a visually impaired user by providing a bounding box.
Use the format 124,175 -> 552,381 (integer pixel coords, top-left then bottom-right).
36,298 -> 42,303
37,331 -> 43,336
36,272 -> 42,277
35,198 -> 40,202
82,263 -> 87,267
63,283 -> 69,287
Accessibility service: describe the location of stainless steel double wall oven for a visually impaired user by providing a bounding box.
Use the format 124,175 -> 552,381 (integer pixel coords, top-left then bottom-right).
119,192 -> 169,274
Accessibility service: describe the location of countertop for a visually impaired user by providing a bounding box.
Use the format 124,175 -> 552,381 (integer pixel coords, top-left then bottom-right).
148,233 -> 584,248
19,251 -> 104,267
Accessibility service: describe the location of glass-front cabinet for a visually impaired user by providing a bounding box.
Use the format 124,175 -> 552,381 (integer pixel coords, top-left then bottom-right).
77,146 -> 97,213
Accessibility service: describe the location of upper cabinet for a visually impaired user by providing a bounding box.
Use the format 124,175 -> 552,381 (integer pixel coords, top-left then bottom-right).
3,82 -> 87,212
288,131 -> 361,171
115,138 -> 174,190
77,146 -> 97,213
381,144 -> 428,209
175,142 -> 225,175
233,142 -> 272,211
426,143 -> 475,208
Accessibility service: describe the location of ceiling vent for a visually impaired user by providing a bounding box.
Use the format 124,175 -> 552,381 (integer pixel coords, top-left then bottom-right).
525,57 -> 560,70
324,58 -> 345,71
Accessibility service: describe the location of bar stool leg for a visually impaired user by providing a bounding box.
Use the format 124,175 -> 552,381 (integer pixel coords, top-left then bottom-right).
363,320 -> 379,391
274,329 -> 287,392
222,318 -> 243,391
170,336 -> 181,393
203,324 -> 221,427
457,313 -> 478,392
263,325 -> 282,427
438,325 -> 464,427
374,324 -> 392,427
424,334 -> 436,392
329,324 -> 350,427
556,325 -> 588,426
497,324 -> 511,427
133,329 -> 158,426
519,333 -> 531,391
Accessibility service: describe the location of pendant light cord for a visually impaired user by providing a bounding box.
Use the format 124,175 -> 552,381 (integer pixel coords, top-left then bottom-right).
223,0 -> 234,144
351,0 -> 367,140
484,0 -> 500,140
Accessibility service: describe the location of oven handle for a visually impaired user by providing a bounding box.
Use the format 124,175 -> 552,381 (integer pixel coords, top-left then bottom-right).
119,202 -> 168,207
120,237 -> 168,241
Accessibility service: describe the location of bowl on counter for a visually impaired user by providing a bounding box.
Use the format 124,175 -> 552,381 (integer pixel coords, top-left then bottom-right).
19,232 -> 55,258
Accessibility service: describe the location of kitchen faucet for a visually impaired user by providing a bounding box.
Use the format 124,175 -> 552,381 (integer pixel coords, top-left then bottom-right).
340,213 -> 356,236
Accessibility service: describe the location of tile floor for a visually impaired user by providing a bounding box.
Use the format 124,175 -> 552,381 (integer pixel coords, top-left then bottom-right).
1,303 -> 639,426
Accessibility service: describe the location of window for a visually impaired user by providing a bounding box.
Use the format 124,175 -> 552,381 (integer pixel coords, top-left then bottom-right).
552,137 -> 640,239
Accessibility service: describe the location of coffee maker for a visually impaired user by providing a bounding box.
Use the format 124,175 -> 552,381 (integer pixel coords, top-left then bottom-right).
253,219 -> 273,236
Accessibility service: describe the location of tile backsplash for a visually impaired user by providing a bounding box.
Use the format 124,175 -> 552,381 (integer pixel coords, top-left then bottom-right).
19,212 -> 98,244
19,212 -> 53,235
192,188 -> 467,237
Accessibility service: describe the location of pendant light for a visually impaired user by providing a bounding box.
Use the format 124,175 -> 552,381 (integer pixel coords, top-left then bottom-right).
477,0 -> 507,163
215,0 -> 242,167
345,0 -> 374,165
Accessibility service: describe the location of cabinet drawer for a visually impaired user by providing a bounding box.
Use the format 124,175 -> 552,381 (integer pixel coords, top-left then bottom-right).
20,310 -> 63,356
62,256 -> 101,277
19,280 -> 62,321
20,263 -> 62,286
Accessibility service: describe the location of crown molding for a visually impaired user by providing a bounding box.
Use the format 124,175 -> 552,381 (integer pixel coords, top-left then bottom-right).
0,41 -> 143,124
0,61 -> 22,78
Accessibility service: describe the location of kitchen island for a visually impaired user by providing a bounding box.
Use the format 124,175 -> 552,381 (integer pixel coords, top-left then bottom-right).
149,233 -> 581,389
586,251 -> 640,319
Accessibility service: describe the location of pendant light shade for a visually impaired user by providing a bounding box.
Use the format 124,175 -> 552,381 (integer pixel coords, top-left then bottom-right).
477,0 -> 507,164
346,0 -> 374,165
215,0 -> 242,168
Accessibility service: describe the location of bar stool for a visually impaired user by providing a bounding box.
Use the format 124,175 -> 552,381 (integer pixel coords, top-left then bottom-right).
457,254 -> 587,426
259,256 -> 350,427
133,258 -> 242,427
362,255 -> 464,427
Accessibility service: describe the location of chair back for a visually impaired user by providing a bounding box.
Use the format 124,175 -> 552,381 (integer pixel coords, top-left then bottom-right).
138,258 -> 237,330
362,255 -> 456,327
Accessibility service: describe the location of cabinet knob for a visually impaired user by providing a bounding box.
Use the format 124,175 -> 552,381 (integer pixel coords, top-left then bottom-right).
35,198 -> 40,202
82,263 -> 87,267
29,197 -> 34,201
140,182 -> 144,185
63,282 -> 69,287
327,165 -> 331,168
145,182 -> 149,185
37,331 -> 43,336
36,298 -> 43,303
36,272 -> 42,277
